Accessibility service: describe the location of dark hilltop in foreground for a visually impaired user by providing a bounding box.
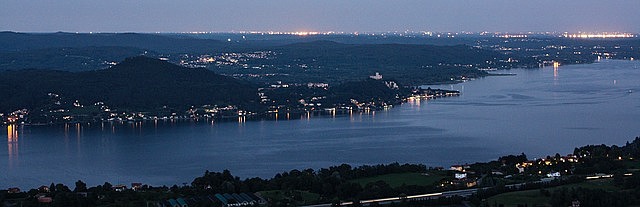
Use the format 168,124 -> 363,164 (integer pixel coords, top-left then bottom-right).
2,137 -> 640,207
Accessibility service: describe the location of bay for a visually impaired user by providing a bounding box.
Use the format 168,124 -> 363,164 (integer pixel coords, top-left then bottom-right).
2,60 -> 639,189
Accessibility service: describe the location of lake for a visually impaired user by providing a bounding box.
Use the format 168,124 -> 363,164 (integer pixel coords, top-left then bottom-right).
2,60 -> 639,189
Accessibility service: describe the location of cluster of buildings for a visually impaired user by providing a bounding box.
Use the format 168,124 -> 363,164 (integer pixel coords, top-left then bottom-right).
13,92 -> 251,124
516,154 -> 579,174
446,164 -> 478,188
177,51 -> 276,69
5,185 -> 54,204
1,109 -> 27,124
406,87 -> 460,101
441,154 -> 582,189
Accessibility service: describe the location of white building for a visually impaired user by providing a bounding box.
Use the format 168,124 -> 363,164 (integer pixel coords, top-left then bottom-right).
547,172 -> 561,178
455,173 -> 467,179
370,72 -> 383,80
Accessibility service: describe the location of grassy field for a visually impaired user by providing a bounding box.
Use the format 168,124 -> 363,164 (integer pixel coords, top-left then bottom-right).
257,190 -> 321,205
350,172 -> 447,188
487,179 -> 619,207
624,160 -> 640,169
486,190 -> 550,207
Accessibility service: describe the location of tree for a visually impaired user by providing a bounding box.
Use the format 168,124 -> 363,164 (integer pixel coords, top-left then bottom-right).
102,182 -> 113,191
50,182 -> 56,193
75,180 -> 87,192
55,183 -> 71,192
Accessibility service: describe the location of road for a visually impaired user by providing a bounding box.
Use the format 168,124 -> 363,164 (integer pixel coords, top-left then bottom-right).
302,174 -> 623,207
301,179 -> 554,206
302,188 -> 479,207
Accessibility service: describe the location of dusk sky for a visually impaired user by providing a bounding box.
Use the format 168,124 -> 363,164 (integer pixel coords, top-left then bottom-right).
2,0 -> 640,33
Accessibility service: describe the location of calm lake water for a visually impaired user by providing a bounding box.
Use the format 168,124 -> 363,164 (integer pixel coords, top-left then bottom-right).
2,60 -> 639,189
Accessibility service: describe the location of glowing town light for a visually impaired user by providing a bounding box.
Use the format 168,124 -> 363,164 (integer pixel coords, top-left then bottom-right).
563,32 -> 636,39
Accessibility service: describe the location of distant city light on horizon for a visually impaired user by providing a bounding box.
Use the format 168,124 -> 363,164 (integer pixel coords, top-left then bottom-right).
562,32 -> 636,39
168,30 -> 640,38
2,1 -> 640,33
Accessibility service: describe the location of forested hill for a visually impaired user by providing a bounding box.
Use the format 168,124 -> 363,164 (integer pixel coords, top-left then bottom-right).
232,41 -> 503,85
0,32 -> 238,72
0,56 -> 259,113
0,46 -> 155,72
264,41 -> 508,68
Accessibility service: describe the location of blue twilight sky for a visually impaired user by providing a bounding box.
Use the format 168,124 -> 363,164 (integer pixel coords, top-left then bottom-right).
1,0 -> 639,33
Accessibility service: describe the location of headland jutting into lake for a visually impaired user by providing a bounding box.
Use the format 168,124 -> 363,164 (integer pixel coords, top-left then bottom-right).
1,56 -> 464,126
3,60 -> 639,191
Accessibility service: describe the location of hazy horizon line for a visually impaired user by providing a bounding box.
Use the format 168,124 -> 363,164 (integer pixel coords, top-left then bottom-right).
3,30 -> 639,35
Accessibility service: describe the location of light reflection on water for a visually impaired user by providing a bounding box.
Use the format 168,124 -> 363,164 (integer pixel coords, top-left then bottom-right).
7,125 -> 18,167
1,60 -> 639,189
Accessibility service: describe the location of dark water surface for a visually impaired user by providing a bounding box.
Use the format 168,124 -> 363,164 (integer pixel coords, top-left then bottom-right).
2,60 -> 639,188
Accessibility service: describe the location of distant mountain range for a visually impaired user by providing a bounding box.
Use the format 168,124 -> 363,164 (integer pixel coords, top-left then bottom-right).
0,31 -> 242,72
0,31 -> 234,53
0,46 -> 155,72
0,56 -> 260,113
0,32 -> 524,74
263,40 -> 508,68
0,32 -> 521,87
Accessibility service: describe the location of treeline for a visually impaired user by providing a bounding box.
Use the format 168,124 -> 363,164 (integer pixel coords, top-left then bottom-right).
1,181 -> 177,207
0,163 -> 431,207
573,137 -> 640,174
467,153 -> 529,176
189,163 -> 430,201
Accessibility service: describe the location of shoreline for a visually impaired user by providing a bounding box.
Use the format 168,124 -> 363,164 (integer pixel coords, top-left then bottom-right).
9,59 -> 637,127
3,60 -> 639,191
3,87 -> 461,127
3,136 -> 639,206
